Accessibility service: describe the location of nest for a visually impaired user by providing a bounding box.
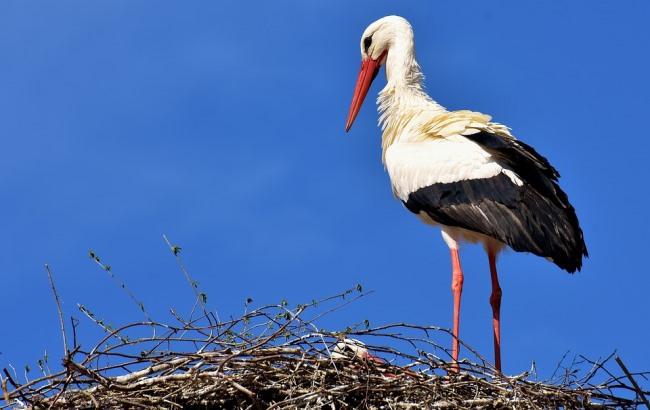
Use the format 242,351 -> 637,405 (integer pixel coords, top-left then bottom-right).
2,285 -> 647,409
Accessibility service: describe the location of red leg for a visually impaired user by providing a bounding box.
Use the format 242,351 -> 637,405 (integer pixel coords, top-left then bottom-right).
450,248 -> 464,372
488,251 -> 502,373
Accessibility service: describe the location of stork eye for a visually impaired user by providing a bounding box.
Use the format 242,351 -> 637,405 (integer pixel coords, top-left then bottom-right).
363,35 -> 372,53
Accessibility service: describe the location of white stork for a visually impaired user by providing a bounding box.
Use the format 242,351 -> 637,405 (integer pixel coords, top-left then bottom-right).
345,16 -> 587,373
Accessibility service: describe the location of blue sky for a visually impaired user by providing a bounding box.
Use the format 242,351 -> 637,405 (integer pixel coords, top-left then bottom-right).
1,0 -> 649,383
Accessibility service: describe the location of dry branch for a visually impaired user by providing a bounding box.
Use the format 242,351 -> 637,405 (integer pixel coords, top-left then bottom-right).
44,264 -> 68,355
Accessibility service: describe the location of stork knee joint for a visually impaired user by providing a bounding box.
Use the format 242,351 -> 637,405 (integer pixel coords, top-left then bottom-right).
451,272 -> 464,293
490,287 -> 502,307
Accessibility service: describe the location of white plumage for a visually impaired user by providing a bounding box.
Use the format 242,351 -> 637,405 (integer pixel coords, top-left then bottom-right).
331,338 -> 370,360
386,136 -> 523,201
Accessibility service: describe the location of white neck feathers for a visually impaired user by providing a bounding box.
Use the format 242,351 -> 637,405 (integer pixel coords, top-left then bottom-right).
377,34 -> 445,159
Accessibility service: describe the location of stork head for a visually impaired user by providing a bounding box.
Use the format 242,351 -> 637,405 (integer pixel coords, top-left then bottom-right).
345,16 -> 414,131
331,338 -> 384,364
331,338 -> 370,360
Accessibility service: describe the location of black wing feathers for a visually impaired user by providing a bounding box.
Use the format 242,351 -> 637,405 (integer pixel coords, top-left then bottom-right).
464,132 -> 564,207
405,131 -> 588,273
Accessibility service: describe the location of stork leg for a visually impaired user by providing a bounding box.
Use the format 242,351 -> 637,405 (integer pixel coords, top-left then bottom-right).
488,250 -> 502,373
449,248 -> 464,372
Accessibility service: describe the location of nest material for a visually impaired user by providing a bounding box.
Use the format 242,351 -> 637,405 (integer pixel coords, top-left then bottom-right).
1,288 -> 647,409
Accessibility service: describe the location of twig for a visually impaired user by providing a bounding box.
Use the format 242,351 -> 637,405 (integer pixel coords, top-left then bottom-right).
226,377 -> 264,409
162,234 -> 212,324
88,250 -> 152,322
615,355 -> 650,409
2,368 -> 32,407
77,304 -> 130,345
70,317 -> 79,350
1,376 -> 9,407
45,264 -> 68,355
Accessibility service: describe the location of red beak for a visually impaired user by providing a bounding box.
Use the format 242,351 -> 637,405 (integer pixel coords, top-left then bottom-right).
345,52 -> 386,132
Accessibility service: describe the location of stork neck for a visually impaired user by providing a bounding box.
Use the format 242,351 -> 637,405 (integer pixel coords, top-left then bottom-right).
378,40 -> 445,120
377,44 -> 446,159
384,37 -> 423,89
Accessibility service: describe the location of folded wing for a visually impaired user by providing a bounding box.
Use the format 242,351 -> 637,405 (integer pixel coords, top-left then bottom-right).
385,112 -> 588,272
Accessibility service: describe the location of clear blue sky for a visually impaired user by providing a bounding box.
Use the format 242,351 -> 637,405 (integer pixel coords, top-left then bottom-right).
1,1 -> 648,381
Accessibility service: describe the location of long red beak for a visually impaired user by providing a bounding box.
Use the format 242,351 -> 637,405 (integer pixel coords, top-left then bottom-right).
345,53 -> 385,132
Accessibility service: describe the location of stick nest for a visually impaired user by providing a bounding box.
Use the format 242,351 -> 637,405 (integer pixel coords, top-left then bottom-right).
2,288 -> 647,409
